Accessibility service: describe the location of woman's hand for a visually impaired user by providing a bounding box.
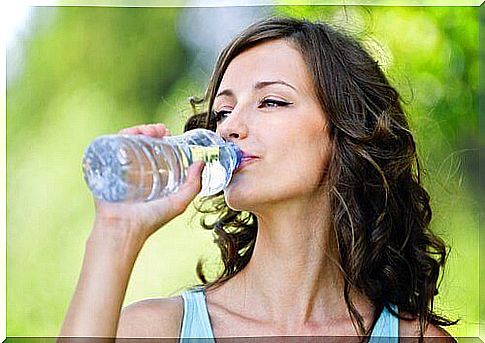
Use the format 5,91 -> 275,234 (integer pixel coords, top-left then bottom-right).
92,123 -> 205,244
59,124 -> 204,338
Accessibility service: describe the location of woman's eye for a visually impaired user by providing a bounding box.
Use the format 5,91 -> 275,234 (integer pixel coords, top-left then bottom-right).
212,99 -> 291,123
259,99 -> 292,109
212,109 -> 231,123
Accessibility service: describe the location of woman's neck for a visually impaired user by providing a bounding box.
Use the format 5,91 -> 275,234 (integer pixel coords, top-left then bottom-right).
217,193 -> 374,333
249,202 -> 339,319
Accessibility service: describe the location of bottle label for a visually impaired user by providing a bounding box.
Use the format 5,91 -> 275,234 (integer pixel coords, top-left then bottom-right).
189,145 -> 220,163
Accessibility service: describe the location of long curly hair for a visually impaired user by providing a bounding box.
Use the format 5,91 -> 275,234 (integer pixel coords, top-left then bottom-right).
183,16 -> 457,340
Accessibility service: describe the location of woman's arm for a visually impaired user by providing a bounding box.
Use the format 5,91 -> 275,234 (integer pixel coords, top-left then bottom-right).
116,297 -> 183,339
59,222 -> 144,337
400,319 -> 456,343
59,124 -> 205,338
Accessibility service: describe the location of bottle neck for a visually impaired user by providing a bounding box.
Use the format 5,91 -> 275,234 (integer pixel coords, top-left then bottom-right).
161,132 -> 243,177
227,142 -> 243,169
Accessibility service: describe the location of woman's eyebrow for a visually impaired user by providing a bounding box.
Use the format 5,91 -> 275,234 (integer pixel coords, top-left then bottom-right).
215,80 -> 297,98
215,89 -> 234,98
254,80 -> 297,92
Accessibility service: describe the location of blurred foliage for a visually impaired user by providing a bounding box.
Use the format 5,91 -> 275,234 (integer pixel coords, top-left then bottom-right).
6,5 -> 480,339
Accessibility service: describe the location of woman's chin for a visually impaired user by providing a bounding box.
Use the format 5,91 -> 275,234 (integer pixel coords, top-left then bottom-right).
223,185 -> 258,212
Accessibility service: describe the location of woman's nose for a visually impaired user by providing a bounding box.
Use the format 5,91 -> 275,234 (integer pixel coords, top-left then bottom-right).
217,110 -> 248,142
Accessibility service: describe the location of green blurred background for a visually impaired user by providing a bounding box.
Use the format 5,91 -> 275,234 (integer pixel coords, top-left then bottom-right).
6,5 -> 481,339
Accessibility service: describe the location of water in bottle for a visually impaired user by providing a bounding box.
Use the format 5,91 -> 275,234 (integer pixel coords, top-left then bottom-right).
82,129 -> 242,202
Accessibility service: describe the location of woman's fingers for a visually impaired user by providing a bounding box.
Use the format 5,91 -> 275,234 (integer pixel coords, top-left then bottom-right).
118,124 -> 170,138
118,126 -> 142,135
147,161 -> 205,218
177,160 -> 205,199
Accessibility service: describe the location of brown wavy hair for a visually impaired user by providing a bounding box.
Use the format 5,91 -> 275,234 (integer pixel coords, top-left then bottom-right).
183,16 -> 457,340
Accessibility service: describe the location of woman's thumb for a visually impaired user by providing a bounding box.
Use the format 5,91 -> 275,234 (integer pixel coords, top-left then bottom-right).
165,161 -> 205,215
184,160 -> 205,194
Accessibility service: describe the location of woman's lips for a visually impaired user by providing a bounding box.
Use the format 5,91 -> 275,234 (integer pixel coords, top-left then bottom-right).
235,154 -> 260,174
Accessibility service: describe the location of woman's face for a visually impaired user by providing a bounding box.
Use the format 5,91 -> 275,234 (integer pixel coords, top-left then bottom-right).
214,39 -> 331,212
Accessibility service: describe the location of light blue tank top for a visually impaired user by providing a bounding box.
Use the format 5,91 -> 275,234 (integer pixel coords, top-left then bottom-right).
179,287 -> 399,342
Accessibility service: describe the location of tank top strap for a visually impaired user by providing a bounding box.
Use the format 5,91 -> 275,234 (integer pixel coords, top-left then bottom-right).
179,286 -> 215,342
178,288 -> 399,342
369,304 -> 399,343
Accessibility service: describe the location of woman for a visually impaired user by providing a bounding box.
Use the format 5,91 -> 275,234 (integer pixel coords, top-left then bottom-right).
60,17 -> 456,341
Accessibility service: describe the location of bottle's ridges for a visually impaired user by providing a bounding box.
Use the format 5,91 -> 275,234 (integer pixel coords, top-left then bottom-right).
83,129 -> 243,202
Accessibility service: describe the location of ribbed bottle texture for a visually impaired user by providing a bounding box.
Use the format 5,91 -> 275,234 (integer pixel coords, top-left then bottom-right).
82,129 -> 242,202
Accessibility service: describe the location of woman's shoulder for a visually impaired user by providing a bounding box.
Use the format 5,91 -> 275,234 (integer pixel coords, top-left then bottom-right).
399,316 -> 455,342
116,296 -> 183,338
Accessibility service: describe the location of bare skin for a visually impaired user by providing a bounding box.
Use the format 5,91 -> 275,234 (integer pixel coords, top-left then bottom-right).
59,123 -> 205,338
60,41 -> 454,341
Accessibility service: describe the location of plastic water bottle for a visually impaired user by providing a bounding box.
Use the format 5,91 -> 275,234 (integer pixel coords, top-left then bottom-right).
82,128 -> 242,202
